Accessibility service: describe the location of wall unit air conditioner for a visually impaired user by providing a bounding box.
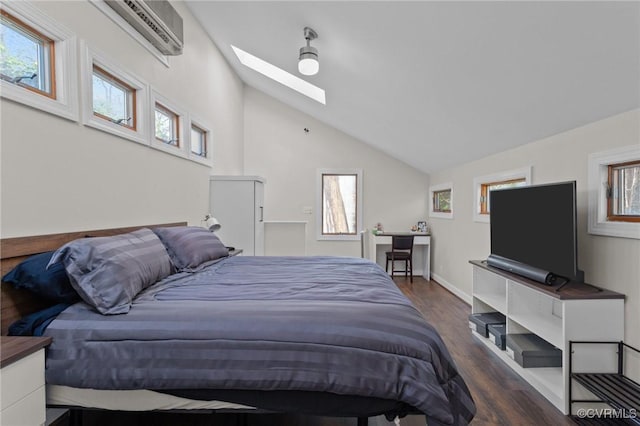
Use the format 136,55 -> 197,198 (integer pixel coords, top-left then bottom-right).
105,0 -> 183,55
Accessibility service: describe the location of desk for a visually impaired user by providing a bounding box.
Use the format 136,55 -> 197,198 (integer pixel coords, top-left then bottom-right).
368,232 -> 431,279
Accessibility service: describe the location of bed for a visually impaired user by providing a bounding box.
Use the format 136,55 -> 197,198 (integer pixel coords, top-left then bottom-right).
0,223 -> 475,426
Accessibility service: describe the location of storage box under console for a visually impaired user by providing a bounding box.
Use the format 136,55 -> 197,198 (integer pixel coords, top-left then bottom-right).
487,323 -> 507,350
468,312 -> 506,338
506,333 -> 561,368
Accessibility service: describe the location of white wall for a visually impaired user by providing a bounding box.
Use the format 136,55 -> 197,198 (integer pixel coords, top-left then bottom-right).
0,1 -> 244,237
243,87 -> 429,257
429,109 -> 640,377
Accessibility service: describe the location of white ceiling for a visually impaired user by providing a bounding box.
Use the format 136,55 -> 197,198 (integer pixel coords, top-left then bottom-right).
185,1 -> 640,174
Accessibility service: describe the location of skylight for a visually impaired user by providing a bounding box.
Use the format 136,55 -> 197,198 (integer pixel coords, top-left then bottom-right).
231,45 -> 326,105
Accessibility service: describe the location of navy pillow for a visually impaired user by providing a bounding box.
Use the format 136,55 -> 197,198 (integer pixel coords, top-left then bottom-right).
8,303 -> 71,336
2,251 -> 79,303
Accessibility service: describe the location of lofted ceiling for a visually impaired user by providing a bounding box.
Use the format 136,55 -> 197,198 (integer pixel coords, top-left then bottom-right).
185,1 -> 640,174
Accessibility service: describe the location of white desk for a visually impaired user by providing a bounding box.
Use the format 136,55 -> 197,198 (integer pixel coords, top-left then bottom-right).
367,232 -> 431,279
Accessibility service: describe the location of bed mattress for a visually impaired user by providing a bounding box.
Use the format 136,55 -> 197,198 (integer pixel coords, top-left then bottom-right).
47,385 -> 255,411
44,256 -> 475,425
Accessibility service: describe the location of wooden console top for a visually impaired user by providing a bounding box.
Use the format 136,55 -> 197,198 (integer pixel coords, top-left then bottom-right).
0,336 -> 52,368
470,260 -> 625,300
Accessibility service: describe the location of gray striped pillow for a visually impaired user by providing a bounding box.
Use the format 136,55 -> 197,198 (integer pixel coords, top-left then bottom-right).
49,228 -> 173,315
152,226 -> 229,272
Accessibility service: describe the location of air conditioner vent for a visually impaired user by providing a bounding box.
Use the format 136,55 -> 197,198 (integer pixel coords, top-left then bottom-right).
105,0 -> 183,56
123,0 -> 170,44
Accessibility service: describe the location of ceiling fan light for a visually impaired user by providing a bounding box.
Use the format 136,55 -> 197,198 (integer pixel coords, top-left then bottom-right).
298,46 -> 319,75
298,27 -> 319,76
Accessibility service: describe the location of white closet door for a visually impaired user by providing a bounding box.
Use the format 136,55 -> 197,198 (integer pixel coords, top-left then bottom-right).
254,181 -> 265,256
210,176 -> 266,256
210,180 -> 255,255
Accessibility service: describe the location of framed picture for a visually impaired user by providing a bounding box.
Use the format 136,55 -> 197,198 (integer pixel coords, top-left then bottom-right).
417,221 -> 427,233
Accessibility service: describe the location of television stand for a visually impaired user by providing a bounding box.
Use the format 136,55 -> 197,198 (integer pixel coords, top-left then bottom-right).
553,277 -> 571,292
554,279 -> 603,293
469,260 -> 625,414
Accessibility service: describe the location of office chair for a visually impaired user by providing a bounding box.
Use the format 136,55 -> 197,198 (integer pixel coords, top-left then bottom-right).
385,235 -> 414,282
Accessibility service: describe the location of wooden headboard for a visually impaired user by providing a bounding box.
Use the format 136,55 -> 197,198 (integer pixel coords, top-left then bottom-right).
0,222 -> 187,335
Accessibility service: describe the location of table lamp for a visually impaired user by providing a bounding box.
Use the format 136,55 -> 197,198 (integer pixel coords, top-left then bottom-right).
204,214 -> 221,232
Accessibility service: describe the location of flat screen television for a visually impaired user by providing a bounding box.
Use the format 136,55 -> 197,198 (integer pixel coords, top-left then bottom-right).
488,181 -> 583,284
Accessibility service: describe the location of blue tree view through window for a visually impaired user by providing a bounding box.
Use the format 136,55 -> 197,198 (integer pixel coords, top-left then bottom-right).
92,66 -> 133,128
155,108 -> 173,143
154,103 -> 179,146
0,12 -> 52,96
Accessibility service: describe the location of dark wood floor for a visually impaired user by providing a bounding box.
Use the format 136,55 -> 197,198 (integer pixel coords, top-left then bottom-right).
67,277 -> 574,426
396,278 -> 574,426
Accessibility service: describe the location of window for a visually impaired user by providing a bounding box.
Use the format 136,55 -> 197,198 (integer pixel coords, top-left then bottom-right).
190,124 -> 207,157
473,167 -> 531,223
155,103 -> 179,146
429,183 -> 453,219
92,65 -> 136,130
1,10 -> 54,98
82,43 -> 148,145
433,189 -> 452,213
607,161 -> 640,222
187,117 -> 211,166
588,145 -> 640,239
149,89 -> 187,157
480,178 -> 527,214
316,169 -> 363,240
323,174 -> 357,234
0,2 -> 78,121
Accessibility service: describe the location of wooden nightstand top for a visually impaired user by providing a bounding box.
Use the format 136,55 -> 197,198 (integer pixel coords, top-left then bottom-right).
1,336 -> 51,368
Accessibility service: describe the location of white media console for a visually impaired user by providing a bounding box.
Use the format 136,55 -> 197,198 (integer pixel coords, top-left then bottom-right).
470,260 -> 625,414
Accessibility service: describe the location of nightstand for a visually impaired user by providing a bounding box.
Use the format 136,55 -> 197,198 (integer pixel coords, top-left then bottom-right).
228,249 -> 243,257
1,336 -> 52,426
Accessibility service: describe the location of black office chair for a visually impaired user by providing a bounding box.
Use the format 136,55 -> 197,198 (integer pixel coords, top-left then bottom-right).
385,235 -> 414,282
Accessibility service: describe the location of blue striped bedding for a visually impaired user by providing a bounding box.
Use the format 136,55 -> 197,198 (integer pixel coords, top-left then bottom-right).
44,256 -> 475,425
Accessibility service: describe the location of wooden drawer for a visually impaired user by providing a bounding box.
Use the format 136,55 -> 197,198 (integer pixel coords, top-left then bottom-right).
0,349 -> 45,410
1,385 -> 46,426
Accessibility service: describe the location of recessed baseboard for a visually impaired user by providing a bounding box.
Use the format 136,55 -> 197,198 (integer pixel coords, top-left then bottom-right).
431,272 -> 472,305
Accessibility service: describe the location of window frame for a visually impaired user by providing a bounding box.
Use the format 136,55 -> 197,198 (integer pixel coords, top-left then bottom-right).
187,116 -> 212,166
92,64 -> 137,131
607,160 -> 640,223
473,167 -> 532,223
1,9 -> 56,99
588,145 -> 640,239
429,182 -> 454,219
433,189 -> 452,213
81,42 -> 148,145
316,168 -> 363,241
190,124 -> 207,156
154,103 -> 180,146
0,1 -> 78,122
149,89 -> 187,158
